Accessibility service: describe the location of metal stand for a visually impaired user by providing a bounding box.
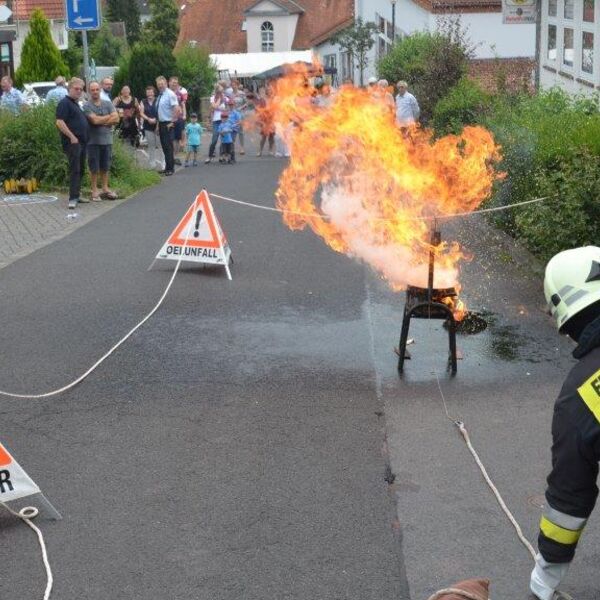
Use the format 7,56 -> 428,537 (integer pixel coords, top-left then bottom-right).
397,225 -> 458,375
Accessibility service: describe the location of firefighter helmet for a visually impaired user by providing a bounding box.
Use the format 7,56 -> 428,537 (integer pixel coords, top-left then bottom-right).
544,246 -> 600,331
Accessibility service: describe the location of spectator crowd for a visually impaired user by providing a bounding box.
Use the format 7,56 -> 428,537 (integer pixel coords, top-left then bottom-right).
1,72 -> 420,209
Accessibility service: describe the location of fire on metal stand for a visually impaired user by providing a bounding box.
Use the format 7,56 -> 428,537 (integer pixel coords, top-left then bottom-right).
397,222 -> 458,375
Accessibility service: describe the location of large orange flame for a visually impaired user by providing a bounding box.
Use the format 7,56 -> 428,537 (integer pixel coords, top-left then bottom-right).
254,63 -> 502,292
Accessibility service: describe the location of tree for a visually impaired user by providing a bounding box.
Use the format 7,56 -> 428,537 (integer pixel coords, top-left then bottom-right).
378,19 -> 474,122
106,0 -> 141,45
62,31 -> 83,78
90,23 -> 128,66
175,45 -> 217,114
144,0 -> 180,50
114,43 -> 177,100
15,9 -> 70,86
331,18 -> 378,87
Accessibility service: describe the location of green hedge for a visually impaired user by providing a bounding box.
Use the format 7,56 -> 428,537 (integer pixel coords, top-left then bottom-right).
478,88 -> 600,260
432,77 -> 491,136
0,103 -> 159,196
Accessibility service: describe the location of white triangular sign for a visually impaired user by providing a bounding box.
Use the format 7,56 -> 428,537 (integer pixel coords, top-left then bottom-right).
0,440 -> 41,503
156,190 -> 232,279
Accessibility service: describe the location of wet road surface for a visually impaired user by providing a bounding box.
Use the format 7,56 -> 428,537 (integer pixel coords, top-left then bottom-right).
0,155 -> 596,599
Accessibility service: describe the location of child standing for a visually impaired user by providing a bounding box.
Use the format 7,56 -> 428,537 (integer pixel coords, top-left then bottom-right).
184,113 -> 203,167
218,112 -> 235,164
228,107 -> 242,155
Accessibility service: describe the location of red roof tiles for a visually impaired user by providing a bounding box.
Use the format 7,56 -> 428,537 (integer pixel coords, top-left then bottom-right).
177,0 -> 354,52
13,0 -> 65,20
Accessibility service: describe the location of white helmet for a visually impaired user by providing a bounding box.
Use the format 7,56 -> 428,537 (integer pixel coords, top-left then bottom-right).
544,246 -> 600,331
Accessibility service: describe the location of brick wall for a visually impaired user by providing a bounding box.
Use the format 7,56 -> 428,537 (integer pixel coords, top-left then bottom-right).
468,57 -> 535,93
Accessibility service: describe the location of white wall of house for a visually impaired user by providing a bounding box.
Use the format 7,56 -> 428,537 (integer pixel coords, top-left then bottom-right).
315,39 -> 354,85
396,0 -> 535,59
357,0 -> 400,84
245,0 -> 300,53
539,0 -> 600,95
12,19 -> 68,69
246,13 -> 299,52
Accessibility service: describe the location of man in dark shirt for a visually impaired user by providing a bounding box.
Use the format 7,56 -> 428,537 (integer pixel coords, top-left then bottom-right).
56,77 -> 89,209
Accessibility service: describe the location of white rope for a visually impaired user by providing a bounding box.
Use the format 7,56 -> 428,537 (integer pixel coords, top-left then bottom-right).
433,373 -> 537,562
456,420 -> 537,561
1,503 -> 53,599
210,192 -> 555,222
427,587 -> 487,600
0,235 -> 190,399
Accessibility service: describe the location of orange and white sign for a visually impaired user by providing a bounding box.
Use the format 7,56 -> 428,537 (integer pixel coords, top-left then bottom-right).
0,441 -> 41,503
156,190 -> 232,279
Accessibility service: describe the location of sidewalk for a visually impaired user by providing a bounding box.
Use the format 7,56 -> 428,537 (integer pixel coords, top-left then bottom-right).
0,192 -> 128,270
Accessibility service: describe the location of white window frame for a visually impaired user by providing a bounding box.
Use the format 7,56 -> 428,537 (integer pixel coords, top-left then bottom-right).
541,0 -> 600,84
261,21 -> 274,53
341,51 -> 353,82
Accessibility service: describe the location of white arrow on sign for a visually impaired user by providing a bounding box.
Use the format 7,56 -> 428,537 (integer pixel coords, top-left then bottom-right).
74,16 -> 94,25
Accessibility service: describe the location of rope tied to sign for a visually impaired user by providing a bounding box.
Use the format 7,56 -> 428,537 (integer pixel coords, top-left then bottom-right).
0,503 -> 53,599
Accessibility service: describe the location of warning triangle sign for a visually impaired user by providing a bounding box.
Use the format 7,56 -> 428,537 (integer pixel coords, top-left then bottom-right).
0,440 -> 41,503
156,190 -> 232,279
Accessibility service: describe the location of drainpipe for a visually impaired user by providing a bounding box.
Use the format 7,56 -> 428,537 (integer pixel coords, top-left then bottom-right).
534,0 -> 541,91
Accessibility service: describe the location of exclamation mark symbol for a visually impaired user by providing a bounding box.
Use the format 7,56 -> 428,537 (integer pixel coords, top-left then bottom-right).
193,210 -> 203,238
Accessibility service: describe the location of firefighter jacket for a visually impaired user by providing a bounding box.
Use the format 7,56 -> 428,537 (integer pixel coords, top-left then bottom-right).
538,315 -> 600,563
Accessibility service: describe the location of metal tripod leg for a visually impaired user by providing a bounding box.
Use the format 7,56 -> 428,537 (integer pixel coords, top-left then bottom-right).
447,317 -> 457,374
397,310 -> 412,373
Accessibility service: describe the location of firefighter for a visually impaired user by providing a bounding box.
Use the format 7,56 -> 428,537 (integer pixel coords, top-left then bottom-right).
530,246 -> 600,600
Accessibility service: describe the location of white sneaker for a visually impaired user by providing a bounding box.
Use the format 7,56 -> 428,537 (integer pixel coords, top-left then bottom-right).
68,199 -> 77,209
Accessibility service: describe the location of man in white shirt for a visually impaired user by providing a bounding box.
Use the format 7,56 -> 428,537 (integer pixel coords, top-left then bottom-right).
395,80 -> 420,128
100,77 -> 114,102
155,75 -> 181,176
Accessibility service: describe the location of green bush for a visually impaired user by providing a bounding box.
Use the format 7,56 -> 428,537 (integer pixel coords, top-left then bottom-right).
432,77 -> 490,135
15,9 -> 70,86
143,0 -> 179,50
62,32 -> 83,78
175,45 -> 217,115
114,42 -> 177,100
90,23 -> 128,67
482,87 -> 600,258
0,104 -> 159,195
514,152 -> 600,260
378,30 -> 470,121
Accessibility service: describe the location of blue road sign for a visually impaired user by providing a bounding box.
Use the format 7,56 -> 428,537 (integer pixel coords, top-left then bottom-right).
65,0 -> 101,31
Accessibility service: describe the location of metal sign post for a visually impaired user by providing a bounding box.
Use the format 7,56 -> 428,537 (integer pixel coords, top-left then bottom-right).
65,0 -> 101,86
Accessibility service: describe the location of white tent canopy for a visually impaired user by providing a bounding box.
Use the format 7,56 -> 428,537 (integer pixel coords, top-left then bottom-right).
210,51 -> 313,79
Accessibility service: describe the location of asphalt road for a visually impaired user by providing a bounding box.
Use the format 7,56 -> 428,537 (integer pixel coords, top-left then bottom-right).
0,155 -> 596,599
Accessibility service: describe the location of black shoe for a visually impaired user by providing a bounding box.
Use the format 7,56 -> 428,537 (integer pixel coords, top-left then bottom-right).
164,170 -> 174,176
174,158 -> 182,166
158,169 -> 167,174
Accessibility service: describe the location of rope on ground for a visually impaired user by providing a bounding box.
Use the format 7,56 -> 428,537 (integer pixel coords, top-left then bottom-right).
210,192 -> 556,222
426,588 -> 487,600
0,235 -> 191,399
432,371 -> 537,562
1,503 -> 53,599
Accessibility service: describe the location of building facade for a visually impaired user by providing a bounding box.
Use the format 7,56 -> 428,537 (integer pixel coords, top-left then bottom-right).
397,0 -> 535,59
0,0 -> 67,77
539,0 -> 599,94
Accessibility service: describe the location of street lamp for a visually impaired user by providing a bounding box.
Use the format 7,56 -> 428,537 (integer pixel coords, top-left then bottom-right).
390,0 -> 397,44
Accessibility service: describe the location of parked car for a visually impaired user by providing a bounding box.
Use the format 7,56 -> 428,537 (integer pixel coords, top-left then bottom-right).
22,82 -> 57,106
